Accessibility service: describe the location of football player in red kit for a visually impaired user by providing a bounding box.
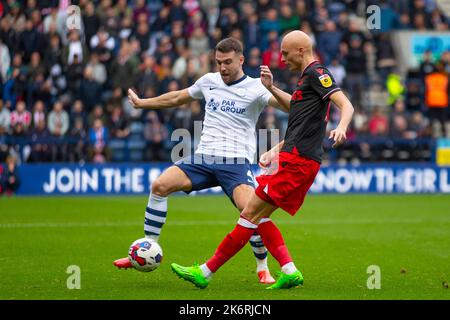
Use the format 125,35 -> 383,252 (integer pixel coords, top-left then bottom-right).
171,30 -> 354,289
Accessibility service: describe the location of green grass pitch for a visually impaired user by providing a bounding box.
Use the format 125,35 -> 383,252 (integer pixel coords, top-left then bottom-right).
1,194 -> 449,300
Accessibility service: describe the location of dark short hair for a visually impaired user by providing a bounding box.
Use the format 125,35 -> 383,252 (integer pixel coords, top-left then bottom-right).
215,38 -> 244,55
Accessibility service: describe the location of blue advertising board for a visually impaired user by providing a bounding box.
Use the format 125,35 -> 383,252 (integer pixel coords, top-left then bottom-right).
13,163 -> 450,195
411,33 -> 450,62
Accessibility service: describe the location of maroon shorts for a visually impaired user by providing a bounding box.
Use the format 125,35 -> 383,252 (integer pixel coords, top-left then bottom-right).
255,150 -> 320,215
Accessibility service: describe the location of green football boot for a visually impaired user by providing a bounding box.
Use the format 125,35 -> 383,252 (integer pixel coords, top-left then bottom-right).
171,262 -> 209,289
266,270 -> 304,290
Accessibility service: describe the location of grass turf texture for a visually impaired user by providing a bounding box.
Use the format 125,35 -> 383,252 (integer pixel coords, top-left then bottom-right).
0,195 -> 449,300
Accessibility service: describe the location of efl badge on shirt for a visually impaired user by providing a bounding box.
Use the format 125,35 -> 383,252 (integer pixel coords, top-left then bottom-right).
319,74 -> 332,88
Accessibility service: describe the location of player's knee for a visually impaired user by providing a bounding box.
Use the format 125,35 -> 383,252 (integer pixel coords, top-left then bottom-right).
151,179 -> 171,197
240,210 -> 259,224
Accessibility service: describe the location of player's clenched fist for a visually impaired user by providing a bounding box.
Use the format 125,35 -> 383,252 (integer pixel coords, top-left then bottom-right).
128,89 -> 142,108
260,65 -> 274,89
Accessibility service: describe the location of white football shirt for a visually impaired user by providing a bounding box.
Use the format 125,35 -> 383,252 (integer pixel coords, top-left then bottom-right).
188,72 -> 272,162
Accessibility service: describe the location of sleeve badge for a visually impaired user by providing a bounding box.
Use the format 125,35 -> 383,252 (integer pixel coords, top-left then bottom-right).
319,74 -> 332,88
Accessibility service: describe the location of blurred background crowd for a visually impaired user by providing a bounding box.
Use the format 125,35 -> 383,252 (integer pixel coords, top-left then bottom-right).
0,0 -> 449,167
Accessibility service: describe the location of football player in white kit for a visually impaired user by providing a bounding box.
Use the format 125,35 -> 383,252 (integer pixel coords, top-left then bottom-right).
114,38 -> 291,284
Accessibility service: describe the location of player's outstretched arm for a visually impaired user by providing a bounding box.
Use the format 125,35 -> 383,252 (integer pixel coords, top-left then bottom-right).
260,65 -> 291,112
128,88 -> 195,109
328,91 -> 354,148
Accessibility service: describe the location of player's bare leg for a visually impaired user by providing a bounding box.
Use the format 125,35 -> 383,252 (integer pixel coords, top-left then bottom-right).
114,166 -> 192,269
233,184 -> 275,284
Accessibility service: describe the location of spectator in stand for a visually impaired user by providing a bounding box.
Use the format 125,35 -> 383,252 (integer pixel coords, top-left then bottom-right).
216,8 -> 240,38
0,99 -> 10,162
430,7 -> 449,30
11,101 -> 31,132
244,47 -> 262,78
440,50 -> 450,72
0,38 -> 10,84
63,29 -> 88,66
44,33 -> 63,70
133,0 -> 151,22
144,111 -> 168,161
110,42 -> 137,92
424,61 -> 449,137
115,0 -> 133,25
10,122 -> 27,160
1,156 -> 20,195
185,10 -> 207,39
47,100 -> 69,161
86,52 -> 107,86
368,106 -> 389,137
79,66 -> 103,111
327,58 -> 346,87
95,0 -> 113,22
410,0 -> 431,27
420,50 -> 436,78
313,6 -> 330,34
109,105 -> 130,139
188,27 -> 209,58
68,117 -> 87,163
262,39 -> 283,69
5,2 -> 26,35
89,104 -> 108,128
0,99 -> 11,135
389,114 -> 413,139
279,3 -> 300,34
153,35 -> 177,63
0,16 -> 18,54
29,118 -> 51,162
89,118 -> 109,163
242,11 -> 261,51
259,7 -> 279,51
134,15 -> 151,52
317,20 -> 342,66
70,100 -> 87,129
65,54 -> 84,98
391,99 -> 409,120
47,101 -> 69,137
410,111 -> 430,138
103,5 -> 121,37
118,14 -> 134,42
151,4 -> 170,33
341,30 -> 368,107
405,80 -> 424,112
374,33 -> 397,84
18,18 -> 44,63
352,108 -> 369,135
31,100 -> 46,129
89,27 -> 115,65
42,6 -> 64,36
169,0 -> 188,23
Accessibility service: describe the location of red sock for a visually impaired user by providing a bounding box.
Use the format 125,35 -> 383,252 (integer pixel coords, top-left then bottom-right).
206,221 -> 256,273
257,220 -> 293,267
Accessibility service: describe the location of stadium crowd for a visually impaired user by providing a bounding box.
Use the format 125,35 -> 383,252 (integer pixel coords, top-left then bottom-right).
0,0 -> 449,166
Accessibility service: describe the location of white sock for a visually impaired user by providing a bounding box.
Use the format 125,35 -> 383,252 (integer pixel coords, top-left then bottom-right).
145,235 -> 159,241
281,262 -> 298,275
256,258 -> 268,273
144,192 -> 168,241
200,263 -> 213,279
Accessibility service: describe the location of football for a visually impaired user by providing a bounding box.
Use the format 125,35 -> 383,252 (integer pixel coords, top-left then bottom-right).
128,238 -> 163,272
